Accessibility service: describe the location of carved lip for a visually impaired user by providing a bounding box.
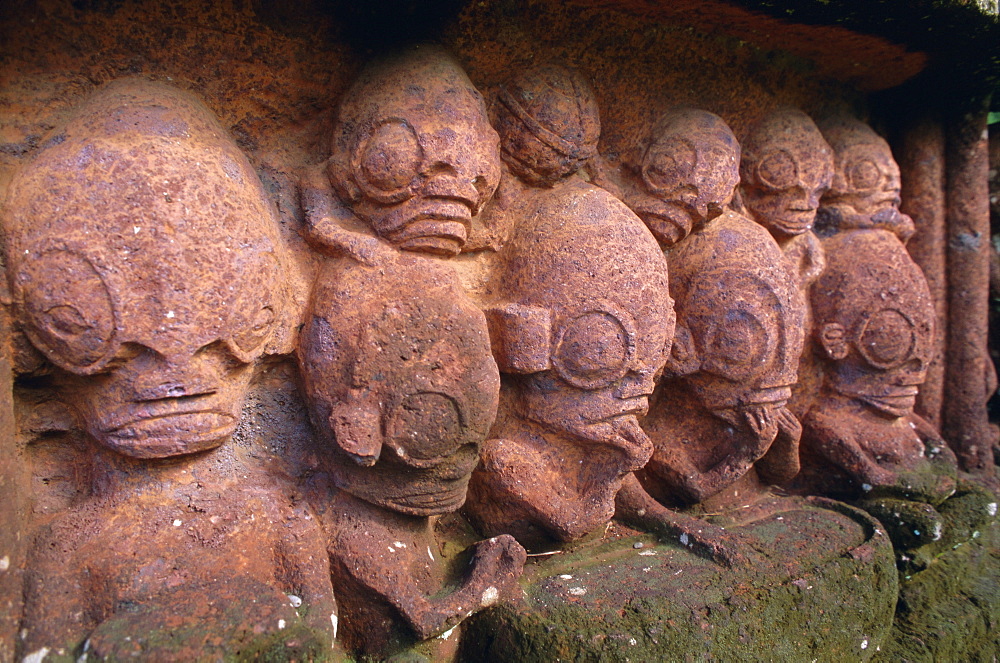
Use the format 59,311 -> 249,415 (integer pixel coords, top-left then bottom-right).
103,410 -> 237,455
390,479 -> 470,514
591,397 -> 650,423
860,386 -> 918,417
745,385 -> 793,407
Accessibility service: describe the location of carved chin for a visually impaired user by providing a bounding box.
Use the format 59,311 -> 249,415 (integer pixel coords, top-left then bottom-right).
769,210 -> 815,235
859,393 -> 916,419
98,411 -> 237,458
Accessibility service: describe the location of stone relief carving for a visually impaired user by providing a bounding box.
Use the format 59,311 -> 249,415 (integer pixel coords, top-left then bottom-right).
2,29 -> 996,659
738,107 -> 833,291
799,118 -> 995,567
298,252 -> 524,657
597,107 -> 741,248
815,115 -> 915,242
637,211 -> 805,508
462,64 -> 675,550
323,45 -> 501,259
6,79 -> 336,659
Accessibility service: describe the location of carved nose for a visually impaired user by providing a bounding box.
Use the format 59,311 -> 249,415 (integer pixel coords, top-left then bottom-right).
615,369 -> 657,400
131,349 -> 220,402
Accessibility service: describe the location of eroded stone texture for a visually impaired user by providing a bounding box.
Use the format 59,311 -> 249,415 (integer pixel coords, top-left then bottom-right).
596,107 -> 741,248
462,63 -> 674,550
298,249 -> 524,659
637,212 -> 805,510
815,115 -> 914,241
5,79 -> 336,659
899,118 -> 948,427
799,227 -> 975,561
739,107 -> 833,291
325,44 -> 501,259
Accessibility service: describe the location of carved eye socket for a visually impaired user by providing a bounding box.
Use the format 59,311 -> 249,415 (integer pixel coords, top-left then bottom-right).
858,308 -> 914,368
756,149 -> 798,191
701,308 -> 770,381
386,392 -> 465,463
17,249 -> 117,374
847,158 -> 882,191
643,137 -> 696,193
552,310 -> 635,390
357,120 -> 423,194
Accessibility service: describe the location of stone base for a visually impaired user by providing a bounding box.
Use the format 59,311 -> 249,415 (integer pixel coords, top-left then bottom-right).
876,517 -> 1000,661
461,496 -> 898,661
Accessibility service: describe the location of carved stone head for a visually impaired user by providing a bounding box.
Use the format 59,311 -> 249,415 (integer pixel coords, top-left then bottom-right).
816,116 -> 913,241
328,45 -> 501,257
620,108 -> 741,247
4,79 -> 294,459
492,63 -> 600,187
487,190 -> 674,466
740,108 -> 834,239
812,229 -> 934,419
298,254 -> 500,516
667,212 -> 805,433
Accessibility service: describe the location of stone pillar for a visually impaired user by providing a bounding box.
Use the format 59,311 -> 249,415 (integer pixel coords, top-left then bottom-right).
900,117 -> 948,426
942,102 -> 996,474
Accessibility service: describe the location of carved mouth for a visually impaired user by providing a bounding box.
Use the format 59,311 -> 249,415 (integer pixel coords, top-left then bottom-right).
102,410 -> 237,458
388,478 -> 471,515
860,385 -> 918,418
744,385 -> 793,408
389,201 -> 473,256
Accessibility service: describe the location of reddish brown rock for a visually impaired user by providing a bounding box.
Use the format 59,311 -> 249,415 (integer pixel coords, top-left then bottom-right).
596,107 -> 741,248
637,211 -> 805,509
325,45 -> 501,259
297,227 -> 524,658
815,115 -> 914,241
5,79 -> 335,659
943,108 -> 997,476
461,63 -> 674,551
739,107 -> 833,291
800,227 -> 964,556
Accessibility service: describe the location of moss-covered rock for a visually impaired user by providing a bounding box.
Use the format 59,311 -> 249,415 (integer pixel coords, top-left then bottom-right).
461,497 -> 898,662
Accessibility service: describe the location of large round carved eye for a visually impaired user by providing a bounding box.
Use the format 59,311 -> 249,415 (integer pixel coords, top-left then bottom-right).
17,249 -> 117,374
756,149 -> 798,191
847,158 -> 882,192
552,310 -> 636,390
700,308 -> 770,381
858,308 -> 914,369
643,137 -> 696,193
355,119 -> 422,197
386,392 -> 465,464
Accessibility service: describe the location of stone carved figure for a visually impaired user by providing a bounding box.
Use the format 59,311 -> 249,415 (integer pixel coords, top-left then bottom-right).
814,115 -> 914,242
7,80 -> 336,659
462,65 -> 674,549
738,108 -> 834,290
600,107 -> 741,248
801,227 -> 963,555
323,45 -> 501,258
298,251 -> 525,658
492,63 -> 600,189
605,111 -> 805,565
636,212 -> 806,509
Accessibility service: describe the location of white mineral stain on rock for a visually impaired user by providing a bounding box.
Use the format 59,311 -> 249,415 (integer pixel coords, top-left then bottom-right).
22,647 -> 50,663
481,586 -> 499,607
